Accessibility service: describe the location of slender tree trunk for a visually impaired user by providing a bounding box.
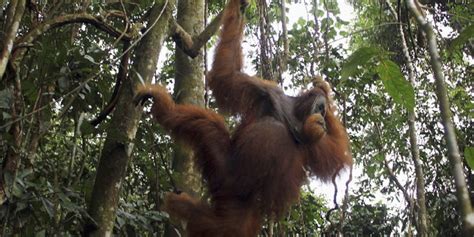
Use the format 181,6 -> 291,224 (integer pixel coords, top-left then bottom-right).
407,0 -> 474,235
0,0 -> 26,205
0,71 -> 22,206
85,1 -> 175,236
322,0 -> 330,75
0,0 -> 25,79
386,2 -> 429,236
257,0 -> 274,81
310,0 -> 321,77
279,0 -> 289,71
172,0 -> 205,194
164,0 -> 205,236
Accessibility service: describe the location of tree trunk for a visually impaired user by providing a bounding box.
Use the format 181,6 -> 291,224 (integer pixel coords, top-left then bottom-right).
257,0 -> 274,81
279,0 -> 289,72
85,1 -> 175,236
407,0 -> 474,235
386,2 -> 429,236
0,0 -> 25,79
164,0 -> 205,236
172,0 -> 205,195
0,0 -> 26,206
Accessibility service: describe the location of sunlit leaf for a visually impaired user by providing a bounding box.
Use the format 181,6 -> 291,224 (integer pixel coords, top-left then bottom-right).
84,54 -> 96,64
367,165 -> 376,179
376,60 -> 415,111
297,17 -> 306,26
465,147 -> 474,170
374,154 -> 385,162
341,46 -> 379,79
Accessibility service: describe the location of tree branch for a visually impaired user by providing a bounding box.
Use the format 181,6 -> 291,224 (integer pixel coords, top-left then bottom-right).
170,10 -> 224,58
373,116 -> 418,232
11,12 -> 132,68
89,42 -> 131,127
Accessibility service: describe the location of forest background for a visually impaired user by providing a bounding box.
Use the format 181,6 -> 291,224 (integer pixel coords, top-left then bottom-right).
0,0 -> 472,236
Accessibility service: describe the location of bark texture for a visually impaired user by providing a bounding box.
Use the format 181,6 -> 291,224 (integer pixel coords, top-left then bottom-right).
0,0 -> 26,79
86,1 -> 175,236
172,0 -> 206,195
408,0 -> 474,235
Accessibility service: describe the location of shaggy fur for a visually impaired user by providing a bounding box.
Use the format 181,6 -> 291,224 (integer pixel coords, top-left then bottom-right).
135,0 -> 352,236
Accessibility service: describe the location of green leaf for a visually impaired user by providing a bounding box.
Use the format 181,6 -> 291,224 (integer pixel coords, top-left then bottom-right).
297,17 -> 306,26
116,216 -> 125,228
376,60 -> 415,111
35,230 -> 46,237
449,25 -> 474,52
341,46 -> 379,79
41,198 -> 55,218
316,9 -> 324,17
367,165 -> 376,179
0,89 -> 12,109
465,147 -> 474,170
374,153 -> 385,162
84,54 -> 96,64
2,111 -> 12,120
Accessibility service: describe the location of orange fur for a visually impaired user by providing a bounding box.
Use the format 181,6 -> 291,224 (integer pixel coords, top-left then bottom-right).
135,84 -> 231,192
135,0 -> 351,236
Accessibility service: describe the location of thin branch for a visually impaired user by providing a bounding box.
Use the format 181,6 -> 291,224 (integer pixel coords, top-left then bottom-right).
373,118 -> 414,205
325,168 -> 342,225
89,42 -> 131,126
280,0 -> 289,70
257,0 -> 274,81
11,12 -> 133,68
338,166 -> 352,233
170,10 -> 224,58
328,22 -> 406,44
112,0 -> 169,62
204,0 -> 210,107
383,158 -> 414,208
323,0 -> 329,73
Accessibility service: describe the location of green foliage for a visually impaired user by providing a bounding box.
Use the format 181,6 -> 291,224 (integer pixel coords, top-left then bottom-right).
341,46 -> 379,80
376,60 -> 415,111
280,191 -> 328,234
449,24 -> 474,52
0,169 -> 90,235
465,147 -> 474,170
286,0 -> 348,89
0,0 -> 472,236
341,46 -> 415,111
342,201 -> 398,235
0,89 -> 12,109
